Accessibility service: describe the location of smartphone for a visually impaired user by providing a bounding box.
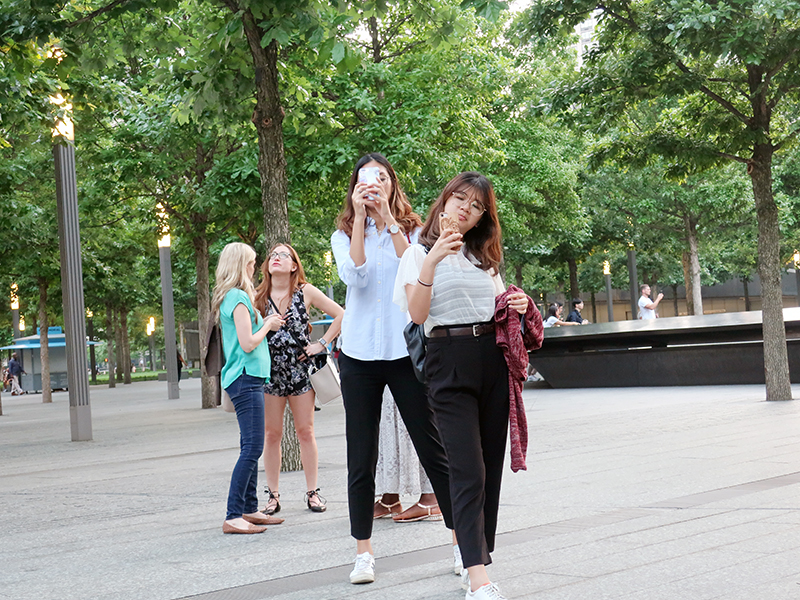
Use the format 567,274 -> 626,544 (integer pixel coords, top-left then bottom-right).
439,211 -> 458,234
358,167 -> 381,186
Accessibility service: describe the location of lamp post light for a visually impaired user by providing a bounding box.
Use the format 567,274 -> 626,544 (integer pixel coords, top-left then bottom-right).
11,283 -> 20,339
627,243 -> 639,320
603,260 -> 614,322
147,317 -> 156,371
51,87 -> 92,441
18,315 -> 26,333
324,250 -> 334,300
793,250 -> 800,308
157,206 -> 179,399
86,309 -> 97,384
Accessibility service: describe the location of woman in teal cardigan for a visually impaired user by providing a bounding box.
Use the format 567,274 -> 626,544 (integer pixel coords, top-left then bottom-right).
211,242 -> 283,534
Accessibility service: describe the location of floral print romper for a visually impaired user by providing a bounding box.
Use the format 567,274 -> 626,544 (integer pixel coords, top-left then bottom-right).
264,286 -> 313,397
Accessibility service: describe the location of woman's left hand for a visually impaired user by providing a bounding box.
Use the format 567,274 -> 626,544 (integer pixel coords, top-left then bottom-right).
508,292 -> 528,315
304,340 -> 328,356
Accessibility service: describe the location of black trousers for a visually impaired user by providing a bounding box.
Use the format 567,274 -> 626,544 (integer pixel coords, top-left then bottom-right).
338,352 -> 454,540
425,332 -> 509,568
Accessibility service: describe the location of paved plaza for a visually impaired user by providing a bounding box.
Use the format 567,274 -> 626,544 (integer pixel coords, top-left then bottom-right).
2,379 -> 800,600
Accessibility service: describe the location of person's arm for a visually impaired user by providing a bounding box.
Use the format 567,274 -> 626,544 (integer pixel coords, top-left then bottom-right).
556,319 -> 579,326
373,180 -> 410,259
332,230 -> 369,288
302,284 -> 344,355
405,231 -> 463,323
643,293 -> 664,310
233,303 -> 282,353
348,182 -> 373,267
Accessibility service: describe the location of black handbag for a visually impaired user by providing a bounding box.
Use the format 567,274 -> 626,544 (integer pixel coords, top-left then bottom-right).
404,320 -> 427,383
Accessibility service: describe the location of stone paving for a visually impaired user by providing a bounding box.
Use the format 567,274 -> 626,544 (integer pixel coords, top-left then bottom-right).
1,379 -> 799,600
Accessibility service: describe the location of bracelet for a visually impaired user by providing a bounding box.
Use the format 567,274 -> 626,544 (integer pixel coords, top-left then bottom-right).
417,278 -> 433,287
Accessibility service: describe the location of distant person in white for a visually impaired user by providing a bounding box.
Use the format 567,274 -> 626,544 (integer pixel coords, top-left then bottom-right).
637,284 -> 663,320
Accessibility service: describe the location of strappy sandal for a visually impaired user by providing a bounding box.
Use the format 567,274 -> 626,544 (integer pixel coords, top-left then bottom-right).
306,488 -> 327,513
392,502 -> 443,522
262,488 -> 281,515
373,498 -> 403,519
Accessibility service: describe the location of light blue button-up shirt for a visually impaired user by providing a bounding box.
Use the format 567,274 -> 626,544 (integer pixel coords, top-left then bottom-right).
331,221 -> 419,361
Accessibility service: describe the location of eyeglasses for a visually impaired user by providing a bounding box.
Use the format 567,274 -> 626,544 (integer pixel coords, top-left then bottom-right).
450,192 -> 485,216
270,251 -> 292,261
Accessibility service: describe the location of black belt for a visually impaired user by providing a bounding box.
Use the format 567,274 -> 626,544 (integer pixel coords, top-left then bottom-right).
428,322 -> 495,338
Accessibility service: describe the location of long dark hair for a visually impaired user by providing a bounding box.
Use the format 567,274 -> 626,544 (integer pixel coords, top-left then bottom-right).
253,243 -> 308,316
418,172 -> 503,272
335,153 -> 422,238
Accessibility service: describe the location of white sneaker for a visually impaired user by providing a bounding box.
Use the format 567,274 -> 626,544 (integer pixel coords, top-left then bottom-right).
349,552 -> 375,584
461,567 -> 470,590
465,582 -> 506,600
453,544 -> 463,575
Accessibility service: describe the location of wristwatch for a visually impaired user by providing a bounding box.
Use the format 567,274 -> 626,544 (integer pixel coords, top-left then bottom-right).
388,223 -> 400,235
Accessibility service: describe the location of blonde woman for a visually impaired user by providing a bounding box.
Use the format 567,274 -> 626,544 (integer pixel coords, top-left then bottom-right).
254,242 -> 344,514
211,242 -> 284,534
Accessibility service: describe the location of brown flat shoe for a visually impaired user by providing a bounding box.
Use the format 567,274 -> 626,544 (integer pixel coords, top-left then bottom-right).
373,499 -> 402,519
243,513 -> 284,525
222,521 -> 267,534
392,502 -> 443,522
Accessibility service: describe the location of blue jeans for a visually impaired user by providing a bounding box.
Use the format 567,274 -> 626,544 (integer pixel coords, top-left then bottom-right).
225,371 -> 266,520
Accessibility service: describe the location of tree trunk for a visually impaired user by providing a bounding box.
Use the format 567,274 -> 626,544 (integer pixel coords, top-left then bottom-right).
281,404 -> 302,472
515,263 -> 523,288
590,291 -> 597,323
240,13 -> 290,251
120,307 -> 132,384
750,144 -> 792,400
684,215 -> 703,315
681,251 -> 695,316
567,257 -> 579,300
239,11 -> 297,460
106,304 -> 116,389
114,308 -> 124,382
194,232 -> 218,409
38,278 -> 52,404
672,284 -> 679,317
742,278 -> 751,311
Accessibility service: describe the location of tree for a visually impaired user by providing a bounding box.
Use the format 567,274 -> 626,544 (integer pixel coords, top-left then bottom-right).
583,162 -> 753,315
518,0 -> 800,399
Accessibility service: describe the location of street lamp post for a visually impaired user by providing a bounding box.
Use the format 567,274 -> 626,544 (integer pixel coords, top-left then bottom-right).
157,208 -> 179,399
147,317 -> 156,371
794,250 -> 800,308
51,91 -> 92,441
10,283 -> 20,339
86,309 -> 97,384
324,251 -> 334,299
627,245 -> 639,320
604,260 -> 614,322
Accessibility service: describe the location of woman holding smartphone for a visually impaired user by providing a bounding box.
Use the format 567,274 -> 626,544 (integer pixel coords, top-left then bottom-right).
254,242 -> 344,515
394,172 -> 529,600
211,242 -> 284,534
331,153 -> 454,585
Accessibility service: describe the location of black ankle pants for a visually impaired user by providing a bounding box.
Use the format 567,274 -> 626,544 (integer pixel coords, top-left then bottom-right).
425,332 -> 509,568
338,352 -> 454,540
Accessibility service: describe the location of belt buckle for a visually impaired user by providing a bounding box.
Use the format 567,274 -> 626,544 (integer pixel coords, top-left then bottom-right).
472,324 -> 480,337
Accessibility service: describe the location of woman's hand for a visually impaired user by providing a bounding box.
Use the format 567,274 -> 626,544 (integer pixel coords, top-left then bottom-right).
352,182 -> 373,217
264,314 -> 285,332
428,230 -> 463,265
304,340 -> 328,356
507,292 -> 529,315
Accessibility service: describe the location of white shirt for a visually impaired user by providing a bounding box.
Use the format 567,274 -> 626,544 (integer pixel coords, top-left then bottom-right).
543,316 -> 558,328
638,295 -> 656,320
393,244 -> 504,335
331,221 -> 419,361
